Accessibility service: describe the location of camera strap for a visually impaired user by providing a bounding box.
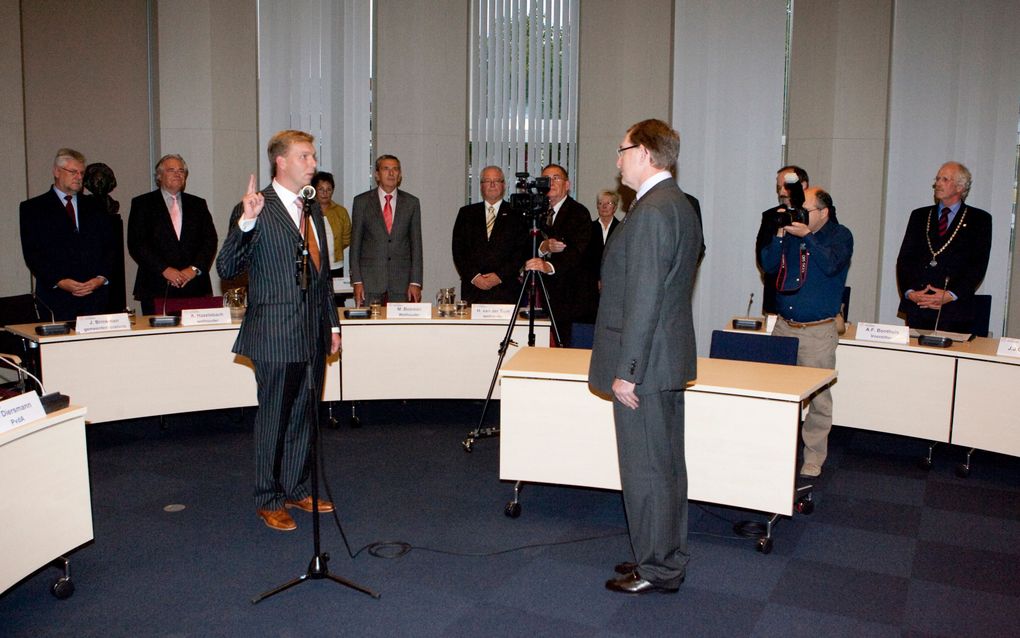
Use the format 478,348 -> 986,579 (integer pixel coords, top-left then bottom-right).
776,241 -> 809,293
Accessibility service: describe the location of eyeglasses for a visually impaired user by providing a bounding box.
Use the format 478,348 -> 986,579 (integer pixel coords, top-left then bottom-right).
546,175 -> 566,182
161,168 -> 187,176
58,166 -> 85,178
803,207 -> 825,213
616,144 -> 639,157
480,179 -> 505,185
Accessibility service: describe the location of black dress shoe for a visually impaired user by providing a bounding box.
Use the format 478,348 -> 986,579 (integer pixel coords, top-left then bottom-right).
605,572 -> 681,595
614,562 -> 637,575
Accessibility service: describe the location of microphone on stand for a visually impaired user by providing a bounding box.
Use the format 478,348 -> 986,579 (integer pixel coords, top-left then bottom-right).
295,185 -> 316,291
149,281 -> 180,327
32,293 -> 72,335
732,292 -> 763,331
918,276 -> 953,348
0,353 -> 68,413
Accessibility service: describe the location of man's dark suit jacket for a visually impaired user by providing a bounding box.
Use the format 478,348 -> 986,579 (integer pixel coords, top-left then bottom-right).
216,186 -> 339,362
20,189 -> 113,320
541,196 -> 592,334
589,179 -> 701,395
349,188 -> 423,299
451,201 -> 528,304
755,204 -> 785,315
127,189 -> 218,305
896,203 -> 992,332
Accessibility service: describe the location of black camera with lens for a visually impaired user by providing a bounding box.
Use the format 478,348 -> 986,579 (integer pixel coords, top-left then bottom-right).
509,171 -> 551,219
770,174 -> 809,226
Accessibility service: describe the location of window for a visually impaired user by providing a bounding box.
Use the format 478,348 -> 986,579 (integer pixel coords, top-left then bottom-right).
469,0 -> 580,199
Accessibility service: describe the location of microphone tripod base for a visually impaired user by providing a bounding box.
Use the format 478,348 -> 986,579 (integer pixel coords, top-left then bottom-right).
251,550 -> 380,604
918,334 -> 953,348
41,392 -> 71,414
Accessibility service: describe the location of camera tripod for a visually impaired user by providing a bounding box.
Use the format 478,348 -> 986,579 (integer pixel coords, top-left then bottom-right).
461,213 -> 563,452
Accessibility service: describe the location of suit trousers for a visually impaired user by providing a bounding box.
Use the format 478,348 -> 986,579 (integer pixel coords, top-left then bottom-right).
773,318 -> 837,467
251,358 -> 323,510
613,389 -> 689,586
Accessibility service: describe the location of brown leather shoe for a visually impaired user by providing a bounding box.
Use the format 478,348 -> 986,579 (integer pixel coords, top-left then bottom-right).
284,495 -> 335,513
257,508 -> 297,531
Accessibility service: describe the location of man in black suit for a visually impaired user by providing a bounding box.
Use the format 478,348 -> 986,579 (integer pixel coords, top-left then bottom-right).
20,148 -> 113,321
523,164 -> 592,346
451,166 -> 527,304
896,161 -> 992,334
589,119 -> 702,595
755,166 -> 809,314
349,155 -> 424,306
216,130 -> 341,532
127,154 -> 218,315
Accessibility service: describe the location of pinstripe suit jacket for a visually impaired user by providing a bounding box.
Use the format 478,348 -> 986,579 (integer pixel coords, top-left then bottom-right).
349,188 -> 424,294
216,185 -> 339,362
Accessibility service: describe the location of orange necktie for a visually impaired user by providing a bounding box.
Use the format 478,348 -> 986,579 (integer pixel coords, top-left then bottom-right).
296,197 -> 321,271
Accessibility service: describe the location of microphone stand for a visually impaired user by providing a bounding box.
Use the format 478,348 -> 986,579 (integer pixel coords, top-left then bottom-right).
918,276 -> 953,348
252,192 -> 378,604
461,210 -> 562,453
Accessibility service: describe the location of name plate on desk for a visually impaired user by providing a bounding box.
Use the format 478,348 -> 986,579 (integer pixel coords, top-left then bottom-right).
471,304 -> 515,321
181,307 -> 232,326
387,303 -> 432,319
855,322 -> 909,344
996,337 -> 1020,358
0,390 -> 45,434
76,312 -> 132,334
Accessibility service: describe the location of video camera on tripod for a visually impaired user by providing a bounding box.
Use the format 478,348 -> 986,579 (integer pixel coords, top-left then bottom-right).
768,172 -> 810,227
509,171 -> 551,220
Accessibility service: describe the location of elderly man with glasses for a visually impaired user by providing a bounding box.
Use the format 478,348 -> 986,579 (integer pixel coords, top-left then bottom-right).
20,148 -> 113,320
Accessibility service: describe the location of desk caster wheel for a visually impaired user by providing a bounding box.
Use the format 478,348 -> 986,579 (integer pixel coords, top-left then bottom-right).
955,463 -> 971,478
756,538 -> 773,554
51,576 -> 74,599
350,415 -> 361,428
504,502 -> 521,518
795,498 -> 814,515
462,438 -> 473,453
917,457 -> 932,471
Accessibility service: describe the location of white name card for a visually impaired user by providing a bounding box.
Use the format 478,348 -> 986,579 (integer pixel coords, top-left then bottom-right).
855,322 -> 909,344
765,314 -> 778,334
0,390 -> 45,434
181,307 -> 232,326
996,337 -> 1020,358
76,312 -> 132,334
387,303 -> 432,319
471,304 -> 515,321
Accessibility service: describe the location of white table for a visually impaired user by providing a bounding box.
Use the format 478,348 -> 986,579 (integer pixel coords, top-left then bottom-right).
5,320 -> 341,424
339,307 -> 549,400
1,406 -> 92,596
497,348 -> 834,530
832,324 -> 1020,461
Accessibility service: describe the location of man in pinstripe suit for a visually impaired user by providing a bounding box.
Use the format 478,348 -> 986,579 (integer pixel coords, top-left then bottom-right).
217,130 -> 342,532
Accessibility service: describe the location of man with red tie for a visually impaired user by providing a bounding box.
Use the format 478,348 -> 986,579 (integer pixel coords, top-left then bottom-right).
349,155 -> 424,306
896,161 -> 992,334
19,148 -> 113,320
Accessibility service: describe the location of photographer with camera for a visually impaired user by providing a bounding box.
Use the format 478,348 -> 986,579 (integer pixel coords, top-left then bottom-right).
522,164 -> 592,346
760,186 -> 853,479
755,166 -> 810,314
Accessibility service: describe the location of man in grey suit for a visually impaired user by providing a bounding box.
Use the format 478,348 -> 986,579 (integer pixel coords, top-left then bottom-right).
589,119 -> 702,594
349,155 -> 423,306
216,130 -> 341,532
